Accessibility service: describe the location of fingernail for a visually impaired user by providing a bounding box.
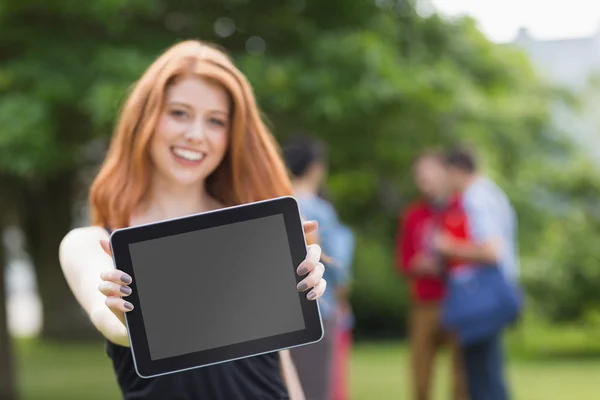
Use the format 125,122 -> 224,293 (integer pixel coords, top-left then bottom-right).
121,274 -> 132,284
297,282 -> 308,292
124,302 -> 134,311
120,286 -> 132,295
307,292 -> 317,300
297,266 -> 308,276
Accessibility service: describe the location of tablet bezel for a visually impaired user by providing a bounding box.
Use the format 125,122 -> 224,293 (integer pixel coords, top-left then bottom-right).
109,196 -> 323,378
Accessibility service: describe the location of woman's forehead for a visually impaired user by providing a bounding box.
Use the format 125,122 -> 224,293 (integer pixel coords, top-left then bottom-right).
165,77 -> 230,113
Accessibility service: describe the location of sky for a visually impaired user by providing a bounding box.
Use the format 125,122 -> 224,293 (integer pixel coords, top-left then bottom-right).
430,0 -> 600,43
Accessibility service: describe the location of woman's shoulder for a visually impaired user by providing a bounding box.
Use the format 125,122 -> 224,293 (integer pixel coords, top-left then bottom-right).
64,225 -> 110,240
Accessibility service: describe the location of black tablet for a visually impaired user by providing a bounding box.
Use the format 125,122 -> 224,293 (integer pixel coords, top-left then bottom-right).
108,196 -> 323,379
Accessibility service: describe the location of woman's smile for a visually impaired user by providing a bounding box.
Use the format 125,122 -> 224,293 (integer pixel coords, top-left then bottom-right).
170,145 -> 206,166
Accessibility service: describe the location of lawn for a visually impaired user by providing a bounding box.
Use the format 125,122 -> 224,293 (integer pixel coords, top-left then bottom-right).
13,329 -> 600,400
351,342 -> 600,400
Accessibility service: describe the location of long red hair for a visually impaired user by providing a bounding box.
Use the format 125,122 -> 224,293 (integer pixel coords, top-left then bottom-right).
90,40 -> 293,229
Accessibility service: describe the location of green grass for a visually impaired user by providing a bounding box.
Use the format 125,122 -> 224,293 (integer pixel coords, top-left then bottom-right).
13,325 -> 600,400
16,339 -> 121,400
351,342 -> 600,400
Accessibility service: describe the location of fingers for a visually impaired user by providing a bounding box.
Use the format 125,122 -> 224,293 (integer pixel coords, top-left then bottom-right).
302,220 -> 318,235
296,244 -> 324,300
99,281 -> 132,297
306,278 -> 327,301
100,269 -> 132,285
105,296 -> 134,314
297,256 -> 326,301
99,239 -> 113,257
296,261 -> 325,292
297,244 -> 321,276
99,269 -> 134,313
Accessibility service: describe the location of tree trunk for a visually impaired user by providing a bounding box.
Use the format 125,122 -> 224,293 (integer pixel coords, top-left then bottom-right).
19,173 -> 100,342
0,217 -> 20,400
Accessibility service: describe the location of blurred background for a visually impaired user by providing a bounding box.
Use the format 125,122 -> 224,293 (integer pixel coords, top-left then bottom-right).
2,0 -> 600,399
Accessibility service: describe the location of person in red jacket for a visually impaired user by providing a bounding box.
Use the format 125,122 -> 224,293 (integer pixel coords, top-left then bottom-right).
396,150 -> 468,400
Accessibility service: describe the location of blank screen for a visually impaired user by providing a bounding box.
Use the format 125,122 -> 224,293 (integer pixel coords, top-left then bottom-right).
128,214 -> 306,361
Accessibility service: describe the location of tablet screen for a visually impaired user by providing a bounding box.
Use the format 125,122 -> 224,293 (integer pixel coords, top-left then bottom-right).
128,214 -> 306,361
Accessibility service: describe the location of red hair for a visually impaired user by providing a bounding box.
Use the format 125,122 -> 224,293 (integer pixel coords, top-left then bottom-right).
90,40 -> 293,229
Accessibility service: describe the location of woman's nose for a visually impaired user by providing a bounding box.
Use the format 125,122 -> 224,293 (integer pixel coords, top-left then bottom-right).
184,121 -> 205,141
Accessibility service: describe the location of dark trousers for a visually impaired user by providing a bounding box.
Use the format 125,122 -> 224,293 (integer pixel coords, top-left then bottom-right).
290,318 -> 335,400
463,334 -> 509,400
409,303 -> 468,400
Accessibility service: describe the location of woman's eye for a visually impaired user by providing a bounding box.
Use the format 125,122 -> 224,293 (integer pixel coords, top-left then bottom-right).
209,118 -> 226,127
170,109 -> 188,118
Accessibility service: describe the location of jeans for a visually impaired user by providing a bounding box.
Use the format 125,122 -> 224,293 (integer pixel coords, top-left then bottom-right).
463,333 -> 509,400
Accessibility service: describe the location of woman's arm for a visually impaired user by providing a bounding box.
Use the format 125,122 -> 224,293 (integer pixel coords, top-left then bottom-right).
59,226 -> 129,346
279,350 -> 305,400
61,221 -> 326,360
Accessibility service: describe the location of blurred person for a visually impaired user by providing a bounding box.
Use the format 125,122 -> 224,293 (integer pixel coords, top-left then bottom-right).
317,187 -> 356,400
433,146 -> 520,400
283,136 -> 351,400
317,186 -> 356,400
329,223 -> 355,400
395,150 -> 468,400
58,40 -> 331,400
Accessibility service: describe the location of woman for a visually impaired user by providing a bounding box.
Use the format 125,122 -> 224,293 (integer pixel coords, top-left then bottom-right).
283,136 -> 352,400
59,40 -> 327,400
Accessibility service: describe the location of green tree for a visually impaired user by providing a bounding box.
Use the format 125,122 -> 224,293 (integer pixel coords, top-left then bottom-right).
0,239 -> 19,400
0,0 -> 378,342
237,6 -> 579,336
0,177 -> 20,400
523,157 -> 600,324
0,0 -> 592,353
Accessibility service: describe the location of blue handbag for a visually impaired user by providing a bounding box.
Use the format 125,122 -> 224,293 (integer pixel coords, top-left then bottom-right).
441,267 -> 523,346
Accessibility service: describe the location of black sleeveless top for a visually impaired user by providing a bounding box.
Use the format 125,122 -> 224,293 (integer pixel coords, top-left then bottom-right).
106,342 -> 289,400
103,228 -> 289,400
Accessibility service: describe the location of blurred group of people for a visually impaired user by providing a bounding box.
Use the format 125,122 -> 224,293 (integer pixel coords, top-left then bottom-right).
280,141 -> 523,400
396,147 -> 523,400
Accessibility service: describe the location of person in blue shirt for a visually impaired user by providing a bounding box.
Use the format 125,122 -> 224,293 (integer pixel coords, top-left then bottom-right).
434,146 -> 520,400
283,135 -> 353,400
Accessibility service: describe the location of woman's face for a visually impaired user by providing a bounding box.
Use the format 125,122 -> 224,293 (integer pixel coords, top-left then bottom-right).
150,76 -> 230,189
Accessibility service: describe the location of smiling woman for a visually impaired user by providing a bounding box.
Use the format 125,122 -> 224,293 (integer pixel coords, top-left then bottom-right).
58,40 -> 330,400
161,81 -> 229,163
88,41 -> 299,231
146,77 -> 231,204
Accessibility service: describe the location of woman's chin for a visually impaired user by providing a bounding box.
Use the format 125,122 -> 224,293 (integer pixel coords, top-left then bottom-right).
166,171 -> 209,188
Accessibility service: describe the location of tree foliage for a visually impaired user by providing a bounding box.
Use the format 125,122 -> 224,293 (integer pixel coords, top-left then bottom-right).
0,0 -> 598,349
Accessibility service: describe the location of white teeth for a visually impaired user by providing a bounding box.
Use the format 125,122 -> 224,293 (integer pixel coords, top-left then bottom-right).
172,147 -> 204,161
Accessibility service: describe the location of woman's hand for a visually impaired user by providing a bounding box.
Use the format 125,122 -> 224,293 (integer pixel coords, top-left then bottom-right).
98,240 -> 133,328
297,220 -> 327,301
95,220 -> 327,328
